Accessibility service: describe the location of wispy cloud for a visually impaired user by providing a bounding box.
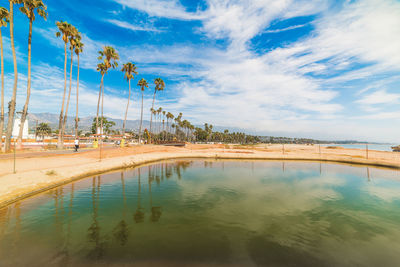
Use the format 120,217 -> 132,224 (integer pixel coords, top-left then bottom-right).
112,0 -> 203,20
7,0 -> 400,142
106,19 -> 163,32
263,23 -> 309,34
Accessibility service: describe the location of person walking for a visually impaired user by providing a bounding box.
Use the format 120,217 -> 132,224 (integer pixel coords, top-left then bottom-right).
74,138 -> 80,152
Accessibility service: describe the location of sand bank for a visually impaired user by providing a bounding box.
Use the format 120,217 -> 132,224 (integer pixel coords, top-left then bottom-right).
1,144 -> 399,208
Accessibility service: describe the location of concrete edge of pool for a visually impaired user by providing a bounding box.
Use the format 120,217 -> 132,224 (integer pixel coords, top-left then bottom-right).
1,150 -> 400,209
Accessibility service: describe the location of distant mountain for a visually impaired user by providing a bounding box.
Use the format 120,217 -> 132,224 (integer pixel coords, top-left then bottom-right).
4,113 -> 382,144
25,113 -> 154,132
19,113 -> 244,133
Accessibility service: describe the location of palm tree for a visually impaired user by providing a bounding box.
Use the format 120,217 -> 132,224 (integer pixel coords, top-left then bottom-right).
166,112 -> 174,139
5,1 -> 20,153
36,122 -> 51,140
56,20 -> 73,149
151,108 -> 157,140
162,110 -> 166,141
16,0 -> 47,149
62,27 -> 79,139
96,63 -> 106,136
74,37 -> 83,138
149,78 -> 164,142
157,107 -> 162,134
121,62 -> 138,136
0,7 -> 9,152
137,78 -> 148,144
96,46 -> 119,136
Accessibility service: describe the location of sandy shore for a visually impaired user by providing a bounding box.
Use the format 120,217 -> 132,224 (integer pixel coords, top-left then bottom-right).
1,143 -> 399,208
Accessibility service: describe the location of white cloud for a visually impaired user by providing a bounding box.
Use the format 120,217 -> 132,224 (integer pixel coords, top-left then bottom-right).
263,23 -> 309,34
200,0 -> 326,50
113,0 -> 203,20
8,0 -> 400,142
107,19 -> 162,32
356,90 -> 400,105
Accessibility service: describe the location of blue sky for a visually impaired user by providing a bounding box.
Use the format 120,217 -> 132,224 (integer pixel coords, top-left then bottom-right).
2,0 -> 400,142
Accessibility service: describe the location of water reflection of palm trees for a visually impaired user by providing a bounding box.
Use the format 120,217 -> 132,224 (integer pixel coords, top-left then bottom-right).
87,175 -> 106,260
113,172 -> 129,246
11,202 -> 21,261
62,183 -> 75,264
134,168 -> 145,223
53,188 -> 68,262
0,206 -> 10,257
149,165 -> 162,222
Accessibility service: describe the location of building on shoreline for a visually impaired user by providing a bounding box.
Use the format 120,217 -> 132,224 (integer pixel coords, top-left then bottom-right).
12,112 -> 29,139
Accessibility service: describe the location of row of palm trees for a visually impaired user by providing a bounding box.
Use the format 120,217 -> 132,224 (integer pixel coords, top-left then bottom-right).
55,20 -> 83,149
93,45 -> 166,145
55,24 -> 167,148
0,1 -> 47,152
0,1 -> 169,152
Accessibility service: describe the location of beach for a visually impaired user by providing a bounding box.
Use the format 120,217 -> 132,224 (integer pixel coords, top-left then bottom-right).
1,143 -> 400,208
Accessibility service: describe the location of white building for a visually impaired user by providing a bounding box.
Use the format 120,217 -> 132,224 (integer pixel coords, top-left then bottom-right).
12,113 -> 29,139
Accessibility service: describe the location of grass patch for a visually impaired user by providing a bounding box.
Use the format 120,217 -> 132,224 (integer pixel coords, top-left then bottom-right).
45,170 -> 57,176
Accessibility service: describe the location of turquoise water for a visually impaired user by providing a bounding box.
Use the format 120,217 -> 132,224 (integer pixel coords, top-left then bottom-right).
322,144 -> 396,151
1,160 -> 400,266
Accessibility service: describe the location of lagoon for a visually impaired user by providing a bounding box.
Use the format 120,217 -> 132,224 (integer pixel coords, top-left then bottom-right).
1,160 -> 400,266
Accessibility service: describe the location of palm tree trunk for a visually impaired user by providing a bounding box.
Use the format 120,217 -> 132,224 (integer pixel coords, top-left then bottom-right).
122,79 -> 131,136
139,91 -> 144,144
17,18 -> 33,149
62,48 -> 74,139
75,54 -> 80,138
100,79 -> 104,145
162,119 -> 165,141
149,90 -> 156,142
159,114 -> 161,135
96,75 -> 104,135
57,41 -> 68,149
5,2 -> 17,153
0,28 -> 4,152
166,119 -> 169,141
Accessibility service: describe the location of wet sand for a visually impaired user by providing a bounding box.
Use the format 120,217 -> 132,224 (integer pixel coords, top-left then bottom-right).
0,143 -> 399,208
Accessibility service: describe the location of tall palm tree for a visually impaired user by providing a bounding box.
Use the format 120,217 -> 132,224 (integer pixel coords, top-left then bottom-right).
56,20 -> 73,149
137,78 -> 148,144
157,107 -> 162,134
0,7 -> 9,152
74,37 -> 83,138
151,108 -> 157,140
149,78 -> 164,142
96,63 -> 106,136
162,110 -> 166,141
17,0 -> 47,149
121,62 -> 137,135
5,1 -> 21,153
96,46 -> 119,136
62,27 -> 79,140
166,112 -> 173,139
